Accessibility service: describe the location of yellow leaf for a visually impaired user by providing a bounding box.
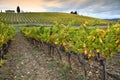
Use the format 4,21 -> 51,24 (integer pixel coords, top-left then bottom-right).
55,41 -> 58,45
84,50 -> 87,55
99,38 -> 103,44
96,49 -> 100,52
83,43 -> 86,48
116,40 -> 119,44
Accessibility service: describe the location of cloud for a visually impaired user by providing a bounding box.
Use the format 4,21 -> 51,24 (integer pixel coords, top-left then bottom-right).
0,0 -> 62,11
46,0 -> 120,12
45,0 -> 120,18
0,0 -> 120,18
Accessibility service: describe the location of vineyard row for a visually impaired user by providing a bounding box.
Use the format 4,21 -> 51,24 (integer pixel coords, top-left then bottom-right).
0,22 -> 16,66
20,23 -> 120,80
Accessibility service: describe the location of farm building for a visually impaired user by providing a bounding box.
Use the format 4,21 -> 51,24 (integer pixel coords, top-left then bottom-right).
5,10 -> 15,13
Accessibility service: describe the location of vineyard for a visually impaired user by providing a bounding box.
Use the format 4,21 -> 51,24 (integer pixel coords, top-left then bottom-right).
20,23 -> 120,80
0,22 -> 15,66
0,12 -> 114,26
20,23 -> 120,60
0,12 -> 120,80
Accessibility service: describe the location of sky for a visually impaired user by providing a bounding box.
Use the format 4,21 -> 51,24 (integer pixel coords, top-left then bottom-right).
0,0 -> 120,19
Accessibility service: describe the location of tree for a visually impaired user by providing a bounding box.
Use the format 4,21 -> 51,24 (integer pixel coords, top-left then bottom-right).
70,11 -> 73,14
70,11 -> 77,14
17,6 -> 20,13
74,11 -> 77,14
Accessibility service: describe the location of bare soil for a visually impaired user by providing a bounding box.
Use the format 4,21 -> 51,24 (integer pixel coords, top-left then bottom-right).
0,32 -> 81,80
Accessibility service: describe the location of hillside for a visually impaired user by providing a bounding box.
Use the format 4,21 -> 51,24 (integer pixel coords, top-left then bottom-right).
0,12 -> 113,26
104,18 -> 120,22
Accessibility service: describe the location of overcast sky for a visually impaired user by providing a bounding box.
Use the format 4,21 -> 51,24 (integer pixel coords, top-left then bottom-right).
0,0 -> 120,19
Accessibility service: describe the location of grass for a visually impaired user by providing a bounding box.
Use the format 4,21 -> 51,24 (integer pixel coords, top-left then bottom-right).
0,59 -> 4,67
47,57 -> 85,80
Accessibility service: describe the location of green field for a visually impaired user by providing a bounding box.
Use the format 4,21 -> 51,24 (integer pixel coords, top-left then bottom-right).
0,12 -> 113,26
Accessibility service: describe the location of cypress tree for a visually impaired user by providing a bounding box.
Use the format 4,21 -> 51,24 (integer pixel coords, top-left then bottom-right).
17,6 -> 20,13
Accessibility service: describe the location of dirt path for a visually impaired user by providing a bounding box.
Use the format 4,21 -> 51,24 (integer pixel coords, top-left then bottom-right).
0,32 -> 65,80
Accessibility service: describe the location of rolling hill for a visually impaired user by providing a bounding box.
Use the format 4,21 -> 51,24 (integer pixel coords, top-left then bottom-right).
104,18 -> 120,22
0,12 -> 113,26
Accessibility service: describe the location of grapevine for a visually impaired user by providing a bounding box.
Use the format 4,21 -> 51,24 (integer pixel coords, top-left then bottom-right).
0,22 -> 16,66
20,23 -> 120,80
20,23 -> 120,61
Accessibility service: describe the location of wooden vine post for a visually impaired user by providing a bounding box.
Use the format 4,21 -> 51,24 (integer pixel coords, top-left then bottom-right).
48,26 -> 53,56
0,48 -> 3,59
56,47 -> 62,60
100,59 -> 107,80
67,52 -> 71,66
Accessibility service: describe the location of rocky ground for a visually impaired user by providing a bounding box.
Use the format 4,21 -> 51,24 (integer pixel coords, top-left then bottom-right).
0,32 -> 82,80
